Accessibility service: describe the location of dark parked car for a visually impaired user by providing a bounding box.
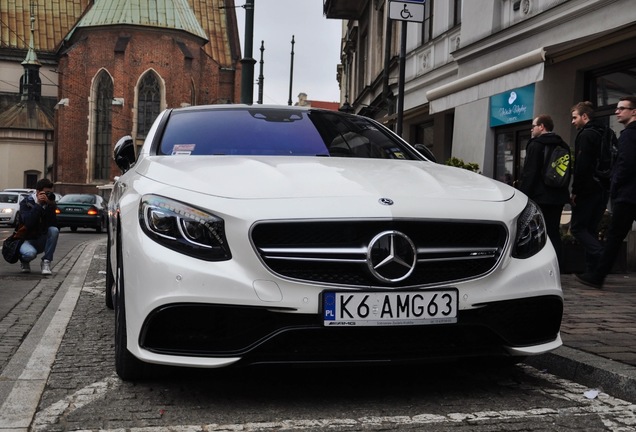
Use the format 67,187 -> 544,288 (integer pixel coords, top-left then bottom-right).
55,194 -> 107,233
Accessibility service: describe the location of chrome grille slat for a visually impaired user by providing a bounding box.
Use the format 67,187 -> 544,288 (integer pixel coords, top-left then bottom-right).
262,256 -> 367,263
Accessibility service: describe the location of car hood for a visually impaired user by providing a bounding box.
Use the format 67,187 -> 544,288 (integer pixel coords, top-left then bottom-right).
134,156 -> 515,202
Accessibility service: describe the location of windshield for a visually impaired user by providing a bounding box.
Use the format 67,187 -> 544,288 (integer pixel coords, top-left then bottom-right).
158,108 -> 421,160
0,193 -> 19,204
59,194 -> 97,204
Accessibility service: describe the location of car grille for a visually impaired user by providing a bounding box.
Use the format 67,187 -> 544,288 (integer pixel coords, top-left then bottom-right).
251,220 -> 507,287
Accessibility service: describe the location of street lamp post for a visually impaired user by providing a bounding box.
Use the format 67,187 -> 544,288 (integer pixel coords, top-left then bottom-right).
287,35 -> 295,106
257,41 -> 265,104
240,0 -> 256,104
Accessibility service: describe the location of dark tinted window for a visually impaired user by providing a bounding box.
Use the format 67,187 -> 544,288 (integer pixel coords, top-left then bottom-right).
0,193 -> 19,204
59,194 -> 96,204
158,108 -> 419,160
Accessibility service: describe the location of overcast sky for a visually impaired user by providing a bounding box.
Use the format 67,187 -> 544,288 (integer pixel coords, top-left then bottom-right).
235,0 -> 342,105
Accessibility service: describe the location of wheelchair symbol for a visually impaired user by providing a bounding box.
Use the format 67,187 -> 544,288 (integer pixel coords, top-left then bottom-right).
401,4 -> 413,19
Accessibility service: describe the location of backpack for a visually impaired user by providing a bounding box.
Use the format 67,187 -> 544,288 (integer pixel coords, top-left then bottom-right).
543,142 -> 571,188
592,127 -> 618,188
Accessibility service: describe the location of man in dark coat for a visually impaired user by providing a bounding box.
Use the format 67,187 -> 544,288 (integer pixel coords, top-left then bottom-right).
519,114 -> 570,266
576,96 -> 636,288
570,101 -> 609,274
16,178 -> 59,275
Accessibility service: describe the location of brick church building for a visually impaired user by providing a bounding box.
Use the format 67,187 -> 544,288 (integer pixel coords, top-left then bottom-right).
0,0 -> 241,194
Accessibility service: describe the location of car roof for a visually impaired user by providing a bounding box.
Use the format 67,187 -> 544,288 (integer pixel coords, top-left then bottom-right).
174,104 -> 313,112
3,188 -> 34,193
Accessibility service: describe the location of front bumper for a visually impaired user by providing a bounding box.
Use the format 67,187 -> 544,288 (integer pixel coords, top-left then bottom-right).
57,215 -> 101,228
138,295 -> 563,366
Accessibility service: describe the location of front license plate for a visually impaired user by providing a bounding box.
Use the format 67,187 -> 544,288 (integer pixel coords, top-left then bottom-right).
323,290 -> 458,326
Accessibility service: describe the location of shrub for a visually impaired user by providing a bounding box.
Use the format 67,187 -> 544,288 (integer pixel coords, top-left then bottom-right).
445,157 -> 480,173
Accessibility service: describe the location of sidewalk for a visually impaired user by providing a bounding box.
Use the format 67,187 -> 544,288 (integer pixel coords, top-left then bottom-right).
2,239 -> 636,403
526,271 -> 636,403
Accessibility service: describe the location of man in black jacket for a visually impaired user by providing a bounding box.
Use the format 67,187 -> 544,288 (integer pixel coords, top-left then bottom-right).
16,178 -> 59,275
577,96 -> 636,288
570,101 -> 609,274
519,114 -> 570,266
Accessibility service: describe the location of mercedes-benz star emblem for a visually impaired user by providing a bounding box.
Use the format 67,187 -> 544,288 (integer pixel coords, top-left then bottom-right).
378,198 -> 394,206
366,230 -> 417,283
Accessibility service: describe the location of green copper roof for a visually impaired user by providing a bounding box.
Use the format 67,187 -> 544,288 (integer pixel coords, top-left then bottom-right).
73,0 -> 208,41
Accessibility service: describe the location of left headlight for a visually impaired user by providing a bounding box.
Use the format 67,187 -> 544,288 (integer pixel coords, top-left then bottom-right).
512,200 -> 547,259
139,195 -> 231,261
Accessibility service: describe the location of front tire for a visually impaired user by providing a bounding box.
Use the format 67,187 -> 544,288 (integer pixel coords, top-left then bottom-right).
114,237 -> 145,381
105,237 -> 114,309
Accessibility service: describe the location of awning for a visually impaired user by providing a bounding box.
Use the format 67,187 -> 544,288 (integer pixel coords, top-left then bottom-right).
426,48 -> 546,114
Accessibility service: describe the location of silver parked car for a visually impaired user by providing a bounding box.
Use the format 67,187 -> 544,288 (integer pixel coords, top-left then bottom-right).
0,191 -> 28,226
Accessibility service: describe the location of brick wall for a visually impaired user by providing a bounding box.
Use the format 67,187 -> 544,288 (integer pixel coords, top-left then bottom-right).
54,27 -> 239,195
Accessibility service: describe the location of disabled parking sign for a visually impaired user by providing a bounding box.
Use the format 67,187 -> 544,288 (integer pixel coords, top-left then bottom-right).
389,0 -> 425,22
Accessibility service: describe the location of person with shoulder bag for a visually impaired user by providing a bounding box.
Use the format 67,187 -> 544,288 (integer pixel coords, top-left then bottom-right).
15,178 -> 60,275
518,114 -> 571,267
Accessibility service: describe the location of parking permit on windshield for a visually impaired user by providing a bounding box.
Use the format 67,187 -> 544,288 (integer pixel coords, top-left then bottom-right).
172,144 -> 196,155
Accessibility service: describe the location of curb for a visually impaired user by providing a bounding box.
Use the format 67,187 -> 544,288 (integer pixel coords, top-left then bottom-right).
525,345 -> 636,403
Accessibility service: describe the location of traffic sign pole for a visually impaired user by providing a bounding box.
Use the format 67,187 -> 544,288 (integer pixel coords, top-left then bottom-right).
390,0 -> 425,137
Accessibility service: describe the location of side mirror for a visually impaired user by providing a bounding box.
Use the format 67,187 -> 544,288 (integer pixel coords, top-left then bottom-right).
114,135 -> 135,173
414,144 -> 437,163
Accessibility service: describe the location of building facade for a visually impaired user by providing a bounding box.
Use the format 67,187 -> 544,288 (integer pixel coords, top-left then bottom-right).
0,0 -> 241,193
325,0 -> 636,186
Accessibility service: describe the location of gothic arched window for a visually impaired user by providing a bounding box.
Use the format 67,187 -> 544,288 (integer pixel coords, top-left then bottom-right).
94,71 -> 113,180
137,72 -> 161,138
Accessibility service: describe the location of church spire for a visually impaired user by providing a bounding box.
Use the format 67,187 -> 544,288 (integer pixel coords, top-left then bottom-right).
20,1 -> 42,101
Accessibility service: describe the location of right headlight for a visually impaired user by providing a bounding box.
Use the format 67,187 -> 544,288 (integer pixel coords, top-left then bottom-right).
512,200 -> 547,259
139,195 -> 231,261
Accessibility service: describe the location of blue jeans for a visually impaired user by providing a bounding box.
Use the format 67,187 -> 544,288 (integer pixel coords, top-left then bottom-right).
19,226 -> 60,263
571,191 -> 608,273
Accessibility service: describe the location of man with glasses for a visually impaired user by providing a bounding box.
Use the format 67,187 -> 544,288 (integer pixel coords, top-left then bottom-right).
569,101 -> 609,274
518,114 -> 570,266
576,96 -> 636,289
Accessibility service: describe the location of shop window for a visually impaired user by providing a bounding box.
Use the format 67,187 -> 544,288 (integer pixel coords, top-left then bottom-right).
415,121 -> 434,148
494,124 -> 531,187
593,65 -> 636,109
587,61 -> 636,132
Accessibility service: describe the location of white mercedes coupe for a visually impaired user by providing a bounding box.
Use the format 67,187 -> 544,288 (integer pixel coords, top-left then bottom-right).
106,105 -> 563,381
